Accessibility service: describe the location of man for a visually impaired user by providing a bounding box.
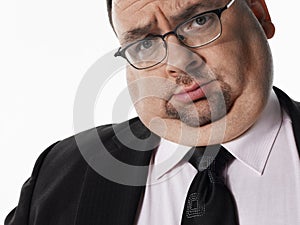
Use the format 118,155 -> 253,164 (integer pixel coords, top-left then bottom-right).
5,0 -> 300,224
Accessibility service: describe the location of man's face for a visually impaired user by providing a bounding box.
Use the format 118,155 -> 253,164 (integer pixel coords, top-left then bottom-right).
112,0 -> 274,145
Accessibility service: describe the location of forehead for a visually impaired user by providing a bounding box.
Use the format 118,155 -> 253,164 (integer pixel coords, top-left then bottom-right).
113,0 -> 212,11
112,0 -> 220,43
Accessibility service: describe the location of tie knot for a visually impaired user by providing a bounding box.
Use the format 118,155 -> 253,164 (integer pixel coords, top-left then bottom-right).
188,145 -> 234,176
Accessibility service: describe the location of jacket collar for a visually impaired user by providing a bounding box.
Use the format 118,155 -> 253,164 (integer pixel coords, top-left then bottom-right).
273,86 -> 300,156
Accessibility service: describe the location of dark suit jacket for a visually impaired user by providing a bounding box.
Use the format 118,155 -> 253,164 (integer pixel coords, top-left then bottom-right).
5,87 -> 300,225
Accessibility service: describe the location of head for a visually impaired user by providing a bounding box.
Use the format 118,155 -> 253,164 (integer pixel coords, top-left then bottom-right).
108,0 -> 275,146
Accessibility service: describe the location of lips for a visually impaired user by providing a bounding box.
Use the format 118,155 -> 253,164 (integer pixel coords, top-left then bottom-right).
172,80 -> 214,103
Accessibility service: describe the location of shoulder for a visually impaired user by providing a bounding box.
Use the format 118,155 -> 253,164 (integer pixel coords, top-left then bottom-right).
30,122 -> 118,197
31,116 -> 154,189
25,119 -> 147,223
39,117 -> 148,171
5,121 -> 126,225
39,123 -> 115,172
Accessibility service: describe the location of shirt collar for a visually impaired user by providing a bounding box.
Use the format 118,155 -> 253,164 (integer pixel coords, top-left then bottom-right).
222,90 -> 283,175
150,139 -> 191,180
151,90 -> 283,179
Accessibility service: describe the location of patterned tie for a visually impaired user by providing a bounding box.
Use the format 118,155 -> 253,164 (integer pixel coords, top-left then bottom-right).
181,145 -> 239,225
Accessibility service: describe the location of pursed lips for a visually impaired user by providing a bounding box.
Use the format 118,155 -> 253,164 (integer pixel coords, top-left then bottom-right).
172,80 -> 216,103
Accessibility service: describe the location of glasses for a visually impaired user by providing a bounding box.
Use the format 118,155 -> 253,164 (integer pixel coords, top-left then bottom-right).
114,0 -> 236,70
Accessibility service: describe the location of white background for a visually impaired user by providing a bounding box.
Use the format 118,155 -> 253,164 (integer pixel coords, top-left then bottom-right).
1,0 -> 299,222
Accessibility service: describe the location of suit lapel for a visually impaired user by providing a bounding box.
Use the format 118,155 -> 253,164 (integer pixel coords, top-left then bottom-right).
274,86 -> 300,157
75,118 -> 160,225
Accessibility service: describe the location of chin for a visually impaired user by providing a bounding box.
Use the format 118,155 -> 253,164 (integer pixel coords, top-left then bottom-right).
165,102 -> 228,128
179,115 -> 212,127
165,89 -> 233,127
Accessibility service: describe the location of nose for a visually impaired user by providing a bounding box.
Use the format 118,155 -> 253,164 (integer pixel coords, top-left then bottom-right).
164,35 -> 205,80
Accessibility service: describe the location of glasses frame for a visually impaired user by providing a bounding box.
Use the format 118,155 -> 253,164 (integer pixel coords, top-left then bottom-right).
114,0 -> 236,70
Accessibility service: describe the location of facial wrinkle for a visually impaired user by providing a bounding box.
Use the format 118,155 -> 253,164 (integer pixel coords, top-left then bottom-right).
154,5 -> 172,31
136,0 -> 160,12
114,0 -> 141,12
170,0 -> 211,22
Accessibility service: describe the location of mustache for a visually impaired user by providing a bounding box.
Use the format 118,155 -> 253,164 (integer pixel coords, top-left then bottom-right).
176,74 -> 194,85
175,70 -> 213,87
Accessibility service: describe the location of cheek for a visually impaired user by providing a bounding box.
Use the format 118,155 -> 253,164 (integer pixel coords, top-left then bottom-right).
126,67 -> 176,100
126,67 -> 176,120
133,92 -> 171,130
209,25 -> 271,97
204,45 -> 247,99
126,68 -> 140,103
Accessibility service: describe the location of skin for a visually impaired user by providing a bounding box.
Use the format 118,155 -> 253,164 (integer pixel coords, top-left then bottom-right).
111,0 -> 275,146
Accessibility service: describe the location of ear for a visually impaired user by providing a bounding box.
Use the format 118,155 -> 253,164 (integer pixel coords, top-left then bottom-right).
248,0 -> 275,39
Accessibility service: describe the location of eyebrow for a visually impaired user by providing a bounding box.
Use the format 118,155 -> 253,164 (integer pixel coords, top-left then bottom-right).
122,23 -> 153,45
122,0 -> 212,45
171,0 -> 210,22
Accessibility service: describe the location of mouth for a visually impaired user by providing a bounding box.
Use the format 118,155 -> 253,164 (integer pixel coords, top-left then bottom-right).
172,80 -> 216,103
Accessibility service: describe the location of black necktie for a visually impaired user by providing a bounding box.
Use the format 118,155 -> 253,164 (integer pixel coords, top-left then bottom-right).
181,145 -> 239,225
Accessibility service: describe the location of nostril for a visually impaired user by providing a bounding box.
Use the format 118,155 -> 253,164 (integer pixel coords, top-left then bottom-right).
166,67 -> 180,77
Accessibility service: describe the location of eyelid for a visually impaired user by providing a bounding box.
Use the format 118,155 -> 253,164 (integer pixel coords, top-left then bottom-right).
192,13 -> 213,23
177,3 -> 221,27
187,11 -> 210,22
122,34 -> 159,49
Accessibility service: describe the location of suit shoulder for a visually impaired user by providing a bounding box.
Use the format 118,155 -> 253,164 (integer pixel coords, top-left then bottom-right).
40,123 -> 117,172
36,117 -> 144,177
27,123 -> 119,222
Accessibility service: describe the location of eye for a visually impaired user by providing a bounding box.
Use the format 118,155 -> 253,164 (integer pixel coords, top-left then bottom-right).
141,40 -> 153,49
126,36 -> 162,61
195,16 -> 207,26
183,13 -> 215,32
192,14 -> 212,28
134,39 -> 154,53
